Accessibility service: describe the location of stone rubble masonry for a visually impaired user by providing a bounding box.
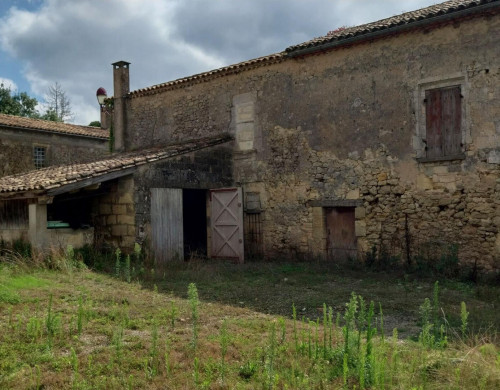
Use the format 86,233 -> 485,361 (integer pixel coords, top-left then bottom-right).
95,176 -> 136,252
124,12 -> 499,271
0,127 -> 109,177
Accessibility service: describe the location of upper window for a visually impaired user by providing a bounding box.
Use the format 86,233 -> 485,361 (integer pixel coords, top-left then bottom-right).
424,85 -> 463,160
33,146 -> 46,169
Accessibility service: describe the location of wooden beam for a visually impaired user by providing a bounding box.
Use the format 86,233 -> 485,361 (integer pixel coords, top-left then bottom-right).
0,191 -> 41,201
308,199 -> 363,208
37,196 -> 54,205
47,167 -> 136,196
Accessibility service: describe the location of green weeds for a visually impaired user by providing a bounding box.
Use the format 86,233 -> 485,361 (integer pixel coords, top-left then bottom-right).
188,283 -> 200,351
0,256 -> 498,389
461,301 -> 469,339
219,319 -> 229,384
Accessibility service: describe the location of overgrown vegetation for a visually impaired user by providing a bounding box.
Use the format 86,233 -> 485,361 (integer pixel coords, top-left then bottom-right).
0,246 -> 498,389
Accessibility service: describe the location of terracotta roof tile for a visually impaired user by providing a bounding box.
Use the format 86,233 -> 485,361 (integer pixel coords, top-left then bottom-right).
286,0 -> 499,54
0,113 -> 109,139
0,133 -> 232,195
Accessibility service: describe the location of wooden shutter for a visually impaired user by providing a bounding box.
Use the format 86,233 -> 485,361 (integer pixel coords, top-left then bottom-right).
210,188 -> 244,263
442,86 -> 462,156
0,200 -> 29,229
425,89 -> 443,158
425,86 -> 461,158
151,188 -> 184,262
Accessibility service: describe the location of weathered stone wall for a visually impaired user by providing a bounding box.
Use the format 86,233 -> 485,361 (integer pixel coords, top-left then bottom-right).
0,128 -> 109,176
125,13 -> 500,270
93,177 -> 136,252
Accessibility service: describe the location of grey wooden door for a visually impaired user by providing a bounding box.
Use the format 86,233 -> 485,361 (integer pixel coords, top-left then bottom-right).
210,188 -> 244,263
326,207 -> 357,261
151,188 -> 184,262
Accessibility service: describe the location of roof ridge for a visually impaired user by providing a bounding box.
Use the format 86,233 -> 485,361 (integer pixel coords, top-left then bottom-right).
129,52 -> 285,97
0,133 -> 233,195
0,112 -> 96,129
286,0 -> 499,54
0,112 -> 108,139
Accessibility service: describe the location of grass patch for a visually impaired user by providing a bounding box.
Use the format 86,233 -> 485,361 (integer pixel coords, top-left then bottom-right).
0,265 -> 49,304
0,256 -> 498,389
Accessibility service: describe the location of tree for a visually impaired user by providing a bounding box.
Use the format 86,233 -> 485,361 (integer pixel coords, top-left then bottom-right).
0,81 -> 74,123
44,82 -> 73,122
88,121 -> 101,127
0,83 -> 39,118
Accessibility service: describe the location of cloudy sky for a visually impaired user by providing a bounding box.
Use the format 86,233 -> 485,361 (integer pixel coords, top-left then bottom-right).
0,0 -> 439,125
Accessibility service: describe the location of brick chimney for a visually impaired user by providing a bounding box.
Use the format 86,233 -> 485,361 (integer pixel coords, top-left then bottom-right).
112,61 -> 130,152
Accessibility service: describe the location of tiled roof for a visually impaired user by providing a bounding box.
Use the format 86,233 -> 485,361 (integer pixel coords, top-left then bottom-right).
286,0 -> 500,54
0,133 -> 232,195
0,113 -> 109,139
129,53 -> 285,97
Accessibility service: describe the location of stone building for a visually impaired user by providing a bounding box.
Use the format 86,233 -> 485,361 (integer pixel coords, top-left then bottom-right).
0,113 -> 109,176
0,0 -> 499,271
0,135 -> 230,251
0,113 -> 110,245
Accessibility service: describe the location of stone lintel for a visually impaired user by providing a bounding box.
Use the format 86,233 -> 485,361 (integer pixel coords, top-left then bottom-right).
309,199 -> 362,208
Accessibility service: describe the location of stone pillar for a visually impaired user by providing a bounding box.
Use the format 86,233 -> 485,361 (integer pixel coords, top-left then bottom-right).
112,61 -> 130,152
311,207 -> 326,258
28,202 -> 47,250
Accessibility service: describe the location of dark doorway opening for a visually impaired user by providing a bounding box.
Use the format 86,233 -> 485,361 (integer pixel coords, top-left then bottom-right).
182,189 -> 207,259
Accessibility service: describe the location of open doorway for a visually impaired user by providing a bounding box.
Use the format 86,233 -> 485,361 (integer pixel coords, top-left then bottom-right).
183,189 -> 207,259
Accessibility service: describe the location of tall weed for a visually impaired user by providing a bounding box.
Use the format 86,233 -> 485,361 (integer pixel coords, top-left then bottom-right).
188,283 -> 200,351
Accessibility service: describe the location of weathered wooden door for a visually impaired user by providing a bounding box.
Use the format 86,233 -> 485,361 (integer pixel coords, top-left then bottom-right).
151,188 -> 184,262
326,207 -> 357,261
210,188 -> 244,263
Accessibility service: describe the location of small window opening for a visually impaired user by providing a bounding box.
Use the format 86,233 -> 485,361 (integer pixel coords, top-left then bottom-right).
33,146 -> 46,169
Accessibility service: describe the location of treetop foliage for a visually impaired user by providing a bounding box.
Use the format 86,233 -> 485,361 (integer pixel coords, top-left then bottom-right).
0,82 -> 73,122
0,83 -> 39,118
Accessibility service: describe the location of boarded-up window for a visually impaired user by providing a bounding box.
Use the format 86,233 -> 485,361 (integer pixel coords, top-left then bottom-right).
425,86 -> 462,159
0,200 -> 29,229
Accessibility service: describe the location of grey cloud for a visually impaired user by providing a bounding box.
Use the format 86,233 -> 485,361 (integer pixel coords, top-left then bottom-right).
172,0 -> 438,63
0,0 -> 437,124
